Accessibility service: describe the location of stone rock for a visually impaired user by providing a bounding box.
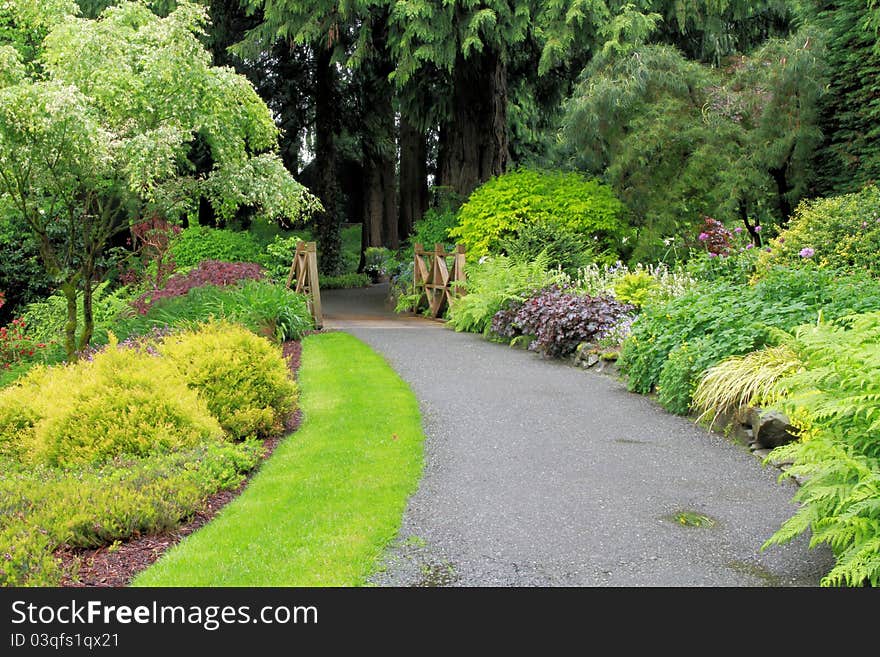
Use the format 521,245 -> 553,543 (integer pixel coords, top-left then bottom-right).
751,408 -> 798,449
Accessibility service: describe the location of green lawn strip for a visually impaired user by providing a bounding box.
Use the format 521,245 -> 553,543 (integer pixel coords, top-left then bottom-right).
131,331 -> 424,586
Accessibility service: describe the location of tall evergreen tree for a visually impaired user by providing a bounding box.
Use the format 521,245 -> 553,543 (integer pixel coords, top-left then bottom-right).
813,0 -> 880,193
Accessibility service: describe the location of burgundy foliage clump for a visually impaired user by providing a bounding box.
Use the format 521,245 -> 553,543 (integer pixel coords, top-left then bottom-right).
695,216 -> 735,256
492,285 -> 635,358
132,260 -> 265,314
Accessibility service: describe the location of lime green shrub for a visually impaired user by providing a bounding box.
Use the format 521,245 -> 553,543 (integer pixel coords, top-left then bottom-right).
450,168 -> 629,258
170,226 -> 263,268
613,271 -> 661,308
0,441 -> 263,586
160,322 -> 297,440
0,337 -> 223,468
755,185 -> 880,278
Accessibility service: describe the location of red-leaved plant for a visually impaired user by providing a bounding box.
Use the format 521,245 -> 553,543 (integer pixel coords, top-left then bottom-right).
132,260 -> 266,314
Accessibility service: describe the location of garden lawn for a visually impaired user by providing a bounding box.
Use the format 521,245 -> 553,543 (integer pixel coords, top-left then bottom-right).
131,332 -> 424,586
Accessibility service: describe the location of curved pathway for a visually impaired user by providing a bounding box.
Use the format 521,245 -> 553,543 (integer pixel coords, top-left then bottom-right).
323,284 -> 833,586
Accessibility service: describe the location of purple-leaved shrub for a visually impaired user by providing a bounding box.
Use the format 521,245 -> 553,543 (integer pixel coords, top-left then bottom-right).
491,285 -> 635,358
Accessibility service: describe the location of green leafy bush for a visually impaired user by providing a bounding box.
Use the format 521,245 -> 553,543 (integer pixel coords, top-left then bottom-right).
450,168 -> 629,258
447,254 -> 564,335
319,272 -> 372,289
0,335 -> 223,467
760,311 -> 880,586
756,185 -> 880,278
160,322 -> 297,440
169,226 -> 264,268
619,267 -> 880,415
500,222 -> 595,276
405,203 -> 461,251
19,281 -> 135,349
260,234 -> 308,283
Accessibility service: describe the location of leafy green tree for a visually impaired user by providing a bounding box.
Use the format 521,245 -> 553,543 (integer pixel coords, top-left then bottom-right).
561,24 -> 826,262
0,1 -> 319,358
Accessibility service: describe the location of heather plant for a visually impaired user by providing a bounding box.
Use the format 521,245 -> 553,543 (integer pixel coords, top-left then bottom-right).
132,260 -> 265,315
447,253 -> 564,335
159,322 -> 298,440
0,439 -> 263,586
491,286 -> 635,358
0,334 -> 224,467
450,168 -> 629,258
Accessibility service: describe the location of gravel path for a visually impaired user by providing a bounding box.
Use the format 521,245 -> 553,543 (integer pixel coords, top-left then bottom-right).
322,285 -> 834,586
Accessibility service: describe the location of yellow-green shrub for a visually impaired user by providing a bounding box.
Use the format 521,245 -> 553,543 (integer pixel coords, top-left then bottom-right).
0,339 -> 223,467
159,322 -> 298,440
0,441 -> 263,585
755,185 -> 880,278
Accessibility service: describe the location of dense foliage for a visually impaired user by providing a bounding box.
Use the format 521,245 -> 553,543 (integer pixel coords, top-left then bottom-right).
619,267 -> 880,415
446,254 -> 564,335
0,320 -> 297,585
761,311 -> 880,586
132,260 -> 265,315
450,169 -> 629,259
491,286 -> 635,358
169,226 -> 264,270
757,185 -> 880,278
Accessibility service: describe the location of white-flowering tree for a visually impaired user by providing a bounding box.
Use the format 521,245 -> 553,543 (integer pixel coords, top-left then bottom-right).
0,1 -> 320,358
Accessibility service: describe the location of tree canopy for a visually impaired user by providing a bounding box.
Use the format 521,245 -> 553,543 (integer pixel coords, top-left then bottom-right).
0,0 -> 319,357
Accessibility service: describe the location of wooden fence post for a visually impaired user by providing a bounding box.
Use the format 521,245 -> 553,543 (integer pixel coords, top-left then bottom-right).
411,242 -> 466,318
286,241 -> 323,330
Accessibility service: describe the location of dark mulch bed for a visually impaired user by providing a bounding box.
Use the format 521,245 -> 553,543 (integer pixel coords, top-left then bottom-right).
55,339 -> 304,587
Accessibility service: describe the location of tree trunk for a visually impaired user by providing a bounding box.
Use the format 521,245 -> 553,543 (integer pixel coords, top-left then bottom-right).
314,46 -> 342,275
359,16 -> 399,261
79,277 -> 94,352
769,163 -> 793,223
439,49 -> 509,199
61,281 -> 78,361
399,117 -> 428,240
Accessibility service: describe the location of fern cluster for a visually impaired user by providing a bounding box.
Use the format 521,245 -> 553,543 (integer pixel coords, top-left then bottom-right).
761,311 -> 880,586
446,253 -> 564,335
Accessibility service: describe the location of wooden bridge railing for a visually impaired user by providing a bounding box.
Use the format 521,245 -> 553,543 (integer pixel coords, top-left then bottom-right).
285,241 -> 323,329
412,243 -> 466,318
